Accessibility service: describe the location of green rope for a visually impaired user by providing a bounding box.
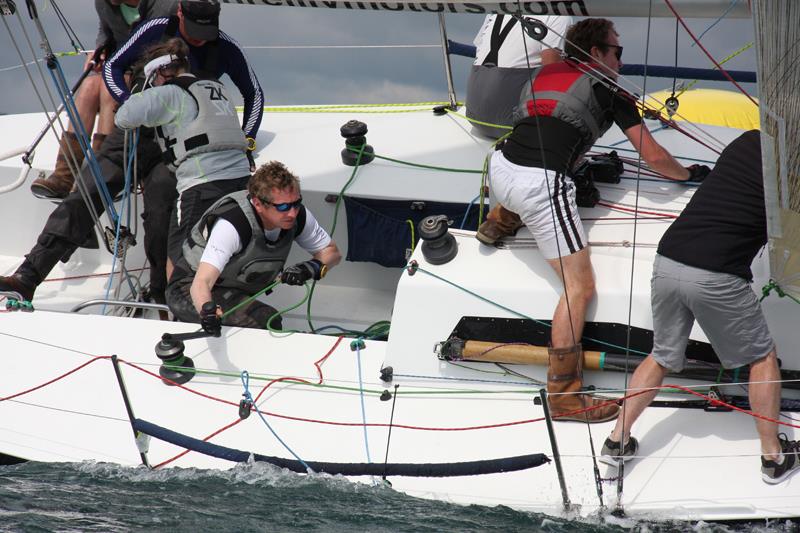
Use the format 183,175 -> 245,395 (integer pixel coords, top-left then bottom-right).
305,281 -> 319,333
477,128 -> 512,226
236,101 -> 466,114
652,42 -> 754,111
267,282 -> 312,335
174,364 -> 717,398
346,146 -> 482,174
220,279 -> 282,319
332,144 -> 367,235
761,279 -> 800,305
307,143 -> 368,333
413,265 -> 651,357
444,108 -> 512,131
315,320 -> 391,340
406,219 -> 416,255
478,155 -> 488,226
169,365 -> 538,395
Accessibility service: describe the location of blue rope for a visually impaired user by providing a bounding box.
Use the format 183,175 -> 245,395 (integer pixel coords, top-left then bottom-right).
460,195 -> 482,230
415,266 -> 650,357
50,60 -> 118,223
353,339 -> 372,463
102,129 -> 139,314
240,370 -> 313,472
694,0 -> 739,44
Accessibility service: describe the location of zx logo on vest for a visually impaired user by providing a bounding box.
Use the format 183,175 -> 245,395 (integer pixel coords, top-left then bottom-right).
205,85 -> 233,116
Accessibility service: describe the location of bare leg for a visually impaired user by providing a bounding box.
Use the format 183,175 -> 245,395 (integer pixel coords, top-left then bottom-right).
97,82 -> 117,136
68,74 -> 101,137
749,349 -> 782,458
609,355 -> 668,442
547,247 -> 595,349
545,247 -> 618,422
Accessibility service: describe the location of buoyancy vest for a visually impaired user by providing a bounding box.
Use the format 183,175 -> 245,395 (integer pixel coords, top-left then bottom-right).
513,61 -> 613,156
154,76 -> 248,170
179,190 -> 306,294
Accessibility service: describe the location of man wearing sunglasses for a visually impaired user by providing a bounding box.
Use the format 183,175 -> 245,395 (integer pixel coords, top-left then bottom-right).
485,18 -> 707,422
166,161 -> 341,334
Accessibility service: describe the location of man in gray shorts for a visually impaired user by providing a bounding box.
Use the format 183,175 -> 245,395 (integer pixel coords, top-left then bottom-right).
600,130 -> 800,484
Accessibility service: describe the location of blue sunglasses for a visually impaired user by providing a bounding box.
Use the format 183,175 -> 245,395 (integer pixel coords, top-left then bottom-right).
261,195 -> 303,212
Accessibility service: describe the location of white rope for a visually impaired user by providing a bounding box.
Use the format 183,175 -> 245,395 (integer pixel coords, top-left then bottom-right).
242,44 -> 439,50
562,452 -> 798,460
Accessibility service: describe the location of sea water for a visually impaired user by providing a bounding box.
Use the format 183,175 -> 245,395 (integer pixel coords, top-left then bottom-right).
0,462 -> 796,532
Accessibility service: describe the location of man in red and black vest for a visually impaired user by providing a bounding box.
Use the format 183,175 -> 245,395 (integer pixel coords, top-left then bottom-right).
485,18 -> 705,422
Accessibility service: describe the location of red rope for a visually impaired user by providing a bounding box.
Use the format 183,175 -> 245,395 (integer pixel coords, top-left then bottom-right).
0,356 -> 109,402
150,336 -> 345,468
661,383 -> 800,429
4,349 -> 798,467
582,216 -> 672,221
42,267 -> 148,284
151,419 -> 243,469
650,116 -> 723,156
663,0 -> 759,107
596,200 -> 678,219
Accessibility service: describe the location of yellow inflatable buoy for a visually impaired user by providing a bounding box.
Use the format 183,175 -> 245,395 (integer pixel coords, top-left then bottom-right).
646,88 -> 759,130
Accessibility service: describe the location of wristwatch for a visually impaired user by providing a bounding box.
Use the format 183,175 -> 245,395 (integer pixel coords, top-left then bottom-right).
319,263 -> 328,279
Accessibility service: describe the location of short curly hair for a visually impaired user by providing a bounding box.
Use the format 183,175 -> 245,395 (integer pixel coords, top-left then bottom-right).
564,18 -> 618,63
249,161 -> 301,201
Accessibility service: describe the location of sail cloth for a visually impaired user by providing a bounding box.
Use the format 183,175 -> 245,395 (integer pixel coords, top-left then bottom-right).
754,0 -> 800,300
219,0 -> 750,18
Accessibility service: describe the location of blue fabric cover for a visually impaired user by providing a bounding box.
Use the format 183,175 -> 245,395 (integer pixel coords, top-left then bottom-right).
344,196 -> 483,268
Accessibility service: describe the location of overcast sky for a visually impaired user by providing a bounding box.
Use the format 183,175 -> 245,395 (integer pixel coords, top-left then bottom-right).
0,1 -> 756,114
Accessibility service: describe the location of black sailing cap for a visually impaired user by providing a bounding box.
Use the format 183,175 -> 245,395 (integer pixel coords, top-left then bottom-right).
180,0 -> 221,42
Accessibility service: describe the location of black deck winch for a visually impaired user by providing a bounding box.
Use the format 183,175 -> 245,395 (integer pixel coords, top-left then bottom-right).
340,120 -> 375,166
418,215 -> 458,265
154,335 -> 196,385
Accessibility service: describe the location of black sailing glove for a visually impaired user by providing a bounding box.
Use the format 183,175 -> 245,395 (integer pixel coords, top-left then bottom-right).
686,164 -> 711,183
281,259 -> 324,286
200,301 -> 222,337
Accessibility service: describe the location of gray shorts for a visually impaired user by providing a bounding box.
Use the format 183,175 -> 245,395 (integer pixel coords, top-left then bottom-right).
650,254 -> 774,371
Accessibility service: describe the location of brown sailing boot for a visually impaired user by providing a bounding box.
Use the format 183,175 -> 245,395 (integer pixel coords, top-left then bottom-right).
91,132 -> 107,156
30,131 -> 84,199
546,344 -> 620,423
476,204 -> 524,245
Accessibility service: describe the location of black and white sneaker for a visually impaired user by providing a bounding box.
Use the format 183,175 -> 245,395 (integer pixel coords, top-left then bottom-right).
599,436 -> 639,466
762,433 -> 800,485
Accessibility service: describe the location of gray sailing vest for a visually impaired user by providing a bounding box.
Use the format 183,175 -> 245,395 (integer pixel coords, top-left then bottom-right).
181,190 -> 302,294
513,61 -> 612,156
155,76 -> 248,170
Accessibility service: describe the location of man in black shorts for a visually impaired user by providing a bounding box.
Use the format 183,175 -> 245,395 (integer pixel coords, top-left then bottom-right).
601,130 -> 800,485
